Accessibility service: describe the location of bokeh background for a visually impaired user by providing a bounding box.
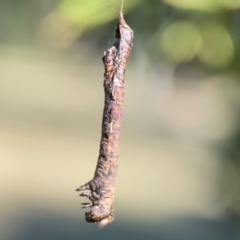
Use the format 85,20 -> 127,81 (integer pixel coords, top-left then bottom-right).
1,0 -> 240,239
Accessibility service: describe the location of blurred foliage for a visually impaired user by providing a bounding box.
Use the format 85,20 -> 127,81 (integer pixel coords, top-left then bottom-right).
198,23 -> 234,68
163,0 -> 220,12
1,0 -> 240,70
40,0 -> 141,50
163,0 -> 240,11
159,21 -> 201,63
40,0 -> 240,71
220,125 -> 240,222
59,0 -> 140,27
156,20 -> 235,67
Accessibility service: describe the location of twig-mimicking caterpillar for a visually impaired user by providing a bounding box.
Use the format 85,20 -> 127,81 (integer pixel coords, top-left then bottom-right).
76,12 -> 134,228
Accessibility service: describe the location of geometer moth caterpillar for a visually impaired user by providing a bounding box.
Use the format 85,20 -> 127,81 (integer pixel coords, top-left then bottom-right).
76,11 -> 134,228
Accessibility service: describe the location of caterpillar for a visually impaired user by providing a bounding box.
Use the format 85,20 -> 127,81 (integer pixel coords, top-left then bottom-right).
76,12 -> 134,228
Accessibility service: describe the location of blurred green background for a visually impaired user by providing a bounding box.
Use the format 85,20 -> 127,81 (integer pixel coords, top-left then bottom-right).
1,0 -> 240,239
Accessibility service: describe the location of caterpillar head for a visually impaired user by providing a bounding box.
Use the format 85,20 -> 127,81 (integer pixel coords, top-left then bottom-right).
85,204 -> 114,228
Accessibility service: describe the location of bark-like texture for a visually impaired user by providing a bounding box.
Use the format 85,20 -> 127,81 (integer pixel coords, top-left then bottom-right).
76,12 -> 134,228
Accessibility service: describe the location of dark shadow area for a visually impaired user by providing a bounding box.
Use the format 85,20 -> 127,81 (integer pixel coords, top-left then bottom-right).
5,207 -> 240,240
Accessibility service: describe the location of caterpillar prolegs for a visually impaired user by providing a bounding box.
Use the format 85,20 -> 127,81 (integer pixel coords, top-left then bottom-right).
76,12 -> 134,228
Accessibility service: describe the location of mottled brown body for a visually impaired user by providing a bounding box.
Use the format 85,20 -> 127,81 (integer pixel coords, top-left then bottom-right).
76,12 -> 134,228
